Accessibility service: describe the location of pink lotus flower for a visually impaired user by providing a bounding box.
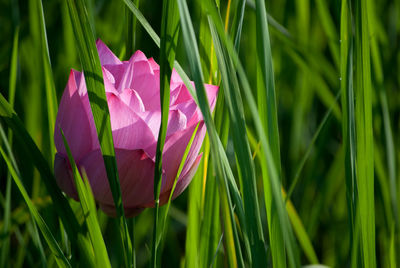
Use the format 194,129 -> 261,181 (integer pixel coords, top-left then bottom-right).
54,40 -> 218,217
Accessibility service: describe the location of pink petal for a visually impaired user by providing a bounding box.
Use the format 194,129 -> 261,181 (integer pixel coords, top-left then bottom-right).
107,93 -> 156,149
100,203 -> 144,218
205,84 -> 219,111
148,58 -> 160,72
140,110 -> 189,158
170,69 -> 182,84
170,83 -> 192,105
96,39 -> 122,65
54,70 -> 93,162
171,154 -> 202,199
54,153 -> 78,200
161,122 -> 206,191
166,109 -> 187,136
79,148 -> 156,213
171,101 -> 199,127
119,89 -> 145,113
116,59 -> 135,92
102,67 -> 119,95
130,60 -> 160,110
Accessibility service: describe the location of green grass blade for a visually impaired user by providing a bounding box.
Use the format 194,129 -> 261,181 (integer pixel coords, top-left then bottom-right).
0,129 -> 71,268
159,124 -> 199,242
151,1 -> 180,266
121,0 -> 198,102
254,0 -> 287,265
0,94 -> 95,267
367,0 -> 398,226
176,0 -> 245,266
340,0 -> 358,253
0,25 -> 19,268
209,16 -> 267,266
65,1 -> 132,266
354,0 -> 376,265
125,0 -> 139,58
60,129 -> 111,268
201,2 -> 300,266
35,0 -> 58,164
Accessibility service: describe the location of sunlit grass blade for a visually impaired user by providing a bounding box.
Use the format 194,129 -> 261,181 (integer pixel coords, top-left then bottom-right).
248,128 -> 320,265
0,94 -> 95,266
0,127 -> 70,268
254,0 -> 286,265
201,1 -> 300,266
354,0 -> 376,265
209,15 -> 267,266
125,0 -> 139,58
367,0 -> 398,227
151,0 -> 180,266
176,0 -> 245,266
121,0 -> 197,102
229,0 -> 246,51
159,124 -> 199,241
34,0 -> 58,164
60,129 -> 111,268
65,0 -> 132,266
199,164 -> 221,267
340,0 -> 358,254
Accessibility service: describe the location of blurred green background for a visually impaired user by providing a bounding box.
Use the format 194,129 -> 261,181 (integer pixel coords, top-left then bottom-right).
0,0 -> 399,267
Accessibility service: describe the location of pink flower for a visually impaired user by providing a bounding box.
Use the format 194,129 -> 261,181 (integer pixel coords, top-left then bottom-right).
54,40 -> 218,217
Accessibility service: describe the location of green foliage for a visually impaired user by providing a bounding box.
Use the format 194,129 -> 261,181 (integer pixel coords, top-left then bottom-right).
0,0 -> 399,267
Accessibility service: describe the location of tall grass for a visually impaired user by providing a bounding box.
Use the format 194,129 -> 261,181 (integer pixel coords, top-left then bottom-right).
0,0 -> 398,267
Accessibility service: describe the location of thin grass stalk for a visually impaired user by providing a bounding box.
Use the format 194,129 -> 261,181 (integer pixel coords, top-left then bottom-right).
209,16 -> 267,266
201,2 -> 300,265
354,0 -> 376,265
65,0 -> 133,266
151,0 -> 180,266
176,0 -> 245,266
35,0 -> 58,164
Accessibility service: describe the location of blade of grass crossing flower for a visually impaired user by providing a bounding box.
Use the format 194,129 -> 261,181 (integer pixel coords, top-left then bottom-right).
202,2 -> 300,266
209,17 -> 267,266
65,1 -> 132,266
0,134 -> 70,268
121,0 -> 198,103
60,129 -> 111,268
176,0 -> 244,266
125,0 -> 139,58
34,0 -> 58,164
159,124 -> 199,244
354,0 -> 376,265
0,95 -> 96,267
123,0 -> 246,263
151,0 -> 180,267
